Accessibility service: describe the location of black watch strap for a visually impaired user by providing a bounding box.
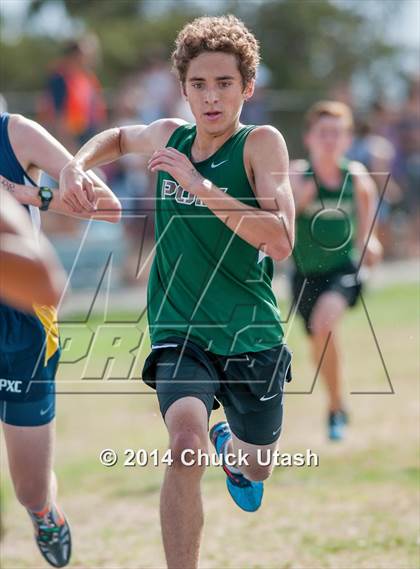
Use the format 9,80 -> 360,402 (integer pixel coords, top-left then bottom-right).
38,186 -> 53,211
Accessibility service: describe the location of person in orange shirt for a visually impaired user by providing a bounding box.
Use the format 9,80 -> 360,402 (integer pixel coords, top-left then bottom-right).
39,35 -> 106,151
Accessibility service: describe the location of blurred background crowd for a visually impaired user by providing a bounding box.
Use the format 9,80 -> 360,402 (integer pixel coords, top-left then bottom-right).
1,0 -> 419,289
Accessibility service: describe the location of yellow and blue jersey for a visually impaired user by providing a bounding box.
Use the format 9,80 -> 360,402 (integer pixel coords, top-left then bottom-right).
0,112 -> 59,426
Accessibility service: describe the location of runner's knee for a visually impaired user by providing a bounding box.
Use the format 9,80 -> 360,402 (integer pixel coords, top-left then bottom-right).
310,292 -> 347,335
310,306 -> 340,335
170,430 -> 208,473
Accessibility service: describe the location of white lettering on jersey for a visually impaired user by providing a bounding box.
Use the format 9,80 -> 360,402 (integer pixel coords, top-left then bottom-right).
0,379 -> 23,393
162,179 -> 228,207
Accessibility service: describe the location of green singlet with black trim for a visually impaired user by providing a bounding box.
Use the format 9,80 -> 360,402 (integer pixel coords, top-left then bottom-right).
147,123 -> 283,355
292,158 -> 358,275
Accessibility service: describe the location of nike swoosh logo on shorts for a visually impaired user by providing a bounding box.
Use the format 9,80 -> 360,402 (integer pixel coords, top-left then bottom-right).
260,393 -> 279,402
211,159 -> 228,168
40,403 -> 53,416
272,425 -> 282,436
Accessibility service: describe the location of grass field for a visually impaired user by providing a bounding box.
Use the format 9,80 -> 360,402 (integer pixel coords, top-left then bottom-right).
1,282 -> 419,569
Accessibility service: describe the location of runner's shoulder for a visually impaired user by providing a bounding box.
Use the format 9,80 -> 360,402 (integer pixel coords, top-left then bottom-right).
347,160 -> 377,195
5,114 -> 47,168
151,118 -> 189,148
7,113 -> 37,142
247,124 -> 286,146
245,124 -> 288,163
121,118 -> 187,154
347,159 -> 369,176
290,158 -> 310,173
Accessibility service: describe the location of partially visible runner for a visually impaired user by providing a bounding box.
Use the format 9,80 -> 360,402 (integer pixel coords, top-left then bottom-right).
59,15 -> 295,569
290,101 -> 382,441
0,187 -> 66,311
0,111 -> 121,567
0,186 -> 66,541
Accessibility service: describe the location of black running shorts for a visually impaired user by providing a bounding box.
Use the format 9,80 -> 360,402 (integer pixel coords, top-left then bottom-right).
142,337 -> 292,446
291,262 -> 362,335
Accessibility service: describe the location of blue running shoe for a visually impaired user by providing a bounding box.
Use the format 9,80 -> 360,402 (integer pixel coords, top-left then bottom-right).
209,421 -> 263,512
328,410 -> 349,441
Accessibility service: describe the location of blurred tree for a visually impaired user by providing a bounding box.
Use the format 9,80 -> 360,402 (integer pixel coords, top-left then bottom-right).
0,37 -> 62,92
1,1 -> 197,92
244,0 -> 401,150
251,0 -> 398,92
29,0 -> 146,20
0,0 -> 402,130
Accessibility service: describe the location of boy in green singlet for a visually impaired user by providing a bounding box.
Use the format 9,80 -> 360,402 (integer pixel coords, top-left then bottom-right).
60,15 -> 295,569
290,101 -> 382,441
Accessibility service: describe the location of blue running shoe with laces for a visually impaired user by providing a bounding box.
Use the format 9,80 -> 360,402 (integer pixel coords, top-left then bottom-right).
328,410 -> 349,441
209,421 -> 263,512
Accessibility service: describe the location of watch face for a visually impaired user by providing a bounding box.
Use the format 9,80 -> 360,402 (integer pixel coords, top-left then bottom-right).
39,187 -> 53,210
40,188 -> 52,199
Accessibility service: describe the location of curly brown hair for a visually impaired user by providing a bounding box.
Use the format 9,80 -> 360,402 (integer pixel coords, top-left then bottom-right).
172,15 -> 260,87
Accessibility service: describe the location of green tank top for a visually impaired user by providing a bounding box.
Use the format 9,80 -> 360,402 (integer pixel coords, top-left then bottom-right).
147,123 -> 284,355
292,159 -> 358,275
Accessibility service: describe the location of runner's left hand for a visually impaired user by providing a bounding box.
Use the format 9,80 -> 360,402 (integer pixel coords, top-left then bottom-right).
148,148 -> 205,194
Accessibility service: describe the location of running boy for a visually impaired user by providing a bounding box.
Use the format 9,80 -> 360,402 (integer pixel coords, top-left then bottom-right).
60,15 -> 294,569
290,101 -> 382,440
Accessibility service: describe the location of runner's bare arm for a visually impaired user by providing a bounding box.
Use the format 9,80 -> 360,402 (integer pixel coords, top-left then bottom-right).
0,174 -> 116,221
148,126 -> 295,261
59,119 -> 184,211
0,188 -> 66,309
245,126 -> 295,259
289,159 -> 317,213
9,114 -> 121,221
351,161 -> 383,266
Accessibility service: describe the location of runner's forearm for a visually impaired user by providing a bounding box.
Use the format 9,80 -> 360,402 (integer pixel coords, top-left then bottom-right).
0,175 -> 40,207
193,179 -> 293,261
70,128 -> 123,170
0,175 -> 116,221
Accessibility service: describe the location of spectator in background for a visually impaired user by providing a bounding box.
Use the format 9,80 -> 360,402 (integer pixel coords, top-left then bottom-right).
241,64 -> 271,125
347,115 -> 401,258
393,76 -> 420,257
136,56 -> 179,123
370,98 -> 399,143
38,35 -> 107,153
37,35 -> 107,237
